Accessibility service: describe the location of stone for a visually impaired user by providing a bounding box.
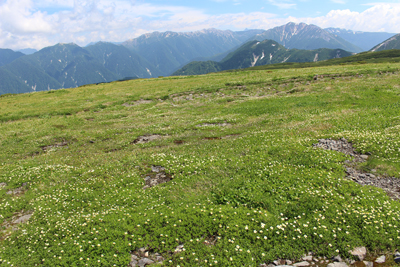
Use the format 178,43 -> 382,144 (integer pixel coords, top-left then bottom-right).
286,260 -> 293,265
363,261 -> 373,267
155,256 -> 164,262
327,262 -> 348,267
273,260 -> 285,266
350,247 -> 367,261
131,255 -> 139,260
360,155 -> 369,160
332,255 -> 342,262
293,261 -> 310,266
375,255 -> 386,263
138,258 -> 154,267
395,257 -> 400,264
12,214 -> 32,224
303,256 -> 313,261
130,259 -> 138,267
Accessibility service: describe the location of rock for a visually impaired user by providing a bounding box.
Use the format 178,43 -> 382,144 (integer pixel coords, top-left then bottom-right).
395,256 -> 400,264
286,260 -> 293,265
131,255 -> 139,260
155,256 -> 164,262
303,256 -> 313,261
273,260 -> 286,266
360,155 -> 369,160
375,255 -> 385,263
151,166 -> 165,173
332,255 -> 342,262
259,264 -> 268,267
363,261 -> 373,267
327,262 -> 348,267
130,259 -> 138,267
138,258 -> 154,266
12,214 -> 32,224
350,247 -> 367,261
293,261 -> 310,266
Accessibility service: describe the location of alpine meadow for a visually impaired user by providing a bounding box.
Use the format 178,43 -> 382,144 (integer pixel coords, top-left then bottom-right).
1,55 -> 400,266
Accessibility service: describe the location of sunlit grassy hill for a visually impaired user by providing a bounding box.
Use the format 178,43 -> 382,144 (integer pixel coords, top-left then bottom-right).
1,61 -> 400,266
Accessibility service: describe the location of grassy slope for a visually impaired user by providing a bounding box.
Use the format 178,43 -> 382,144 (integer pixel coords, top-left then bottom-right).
0,62 -> 400,266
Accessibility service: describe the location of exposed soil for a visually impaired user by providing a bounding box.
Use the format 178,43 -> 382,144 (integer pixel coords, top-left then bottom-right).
314,138 -> 400,201
1,211 -> 33,238
132,135 -> 162,144
6,182 -> 28,195
123,99 -> 153,107
196,122 -> 231,127
40,141 -> 69,152
142,166 -> 172,190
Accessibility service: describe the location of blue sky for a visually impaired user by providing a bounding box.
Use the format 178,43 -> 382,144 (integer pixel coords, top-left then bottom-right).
1,0 -> 400,50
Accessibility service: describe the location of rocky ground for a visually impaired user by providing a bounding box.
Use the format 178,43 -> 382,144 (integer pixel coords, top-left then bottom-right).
313,138 -> 400,201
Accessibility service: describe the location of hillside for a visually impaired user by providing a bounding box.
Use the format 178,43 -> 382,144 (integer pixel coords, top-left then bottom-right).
0,42 -> 161,94
325,28 -> 396,51
0,49 -> 25,67
251,22 -> 362,52
371,34 -> 400,52
1,60 -> 400,266
173,40 -> 353,76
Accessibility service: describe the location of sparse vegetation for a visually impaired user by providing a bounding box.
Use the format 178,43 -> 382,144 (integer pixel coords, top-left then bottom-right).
0,61 -> 400,266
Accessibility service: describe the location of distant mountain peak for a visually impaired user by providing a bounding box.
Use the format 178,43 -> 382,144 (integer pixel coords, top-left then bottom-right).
251,22 -> 362,52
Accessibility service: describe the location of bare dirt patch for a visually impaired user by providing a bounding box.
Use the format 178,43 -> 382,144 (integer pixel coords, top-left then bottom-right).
40,141 -> 69,152
132,135 -> 162,144
123,99 -> 153,107
1,211 -> 33,238
142,166 -> 172,190
196,122 -> 231,127
314,138 -> 400,201
6,182 -> 28,195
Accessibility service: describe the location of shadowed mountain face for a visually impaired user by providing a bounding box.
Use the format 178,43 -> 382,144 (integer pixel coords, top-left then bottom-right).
251,23 -> 362,53
371,34 -> 400,52
0,49 -> 25,67
173,40 -> 353,76
121,28 -> 265,76
0,42 -> 156,94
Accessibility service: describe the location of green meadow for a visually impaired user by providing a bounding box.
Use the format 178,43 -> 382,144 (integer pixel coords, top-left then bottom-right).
0,61 -> 400,266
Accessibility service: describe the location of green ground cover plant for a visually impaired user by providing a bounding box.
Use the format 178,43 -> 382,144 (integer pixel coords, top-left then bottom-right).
0,61 -> 399,266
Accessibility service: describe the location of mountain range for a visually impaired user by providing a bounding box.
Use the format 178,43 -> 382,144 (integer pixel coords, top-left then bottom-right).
324,28 -> 395,51
0,22 -> 398,95
251,22 -> 362,53
172,40 -> 353,76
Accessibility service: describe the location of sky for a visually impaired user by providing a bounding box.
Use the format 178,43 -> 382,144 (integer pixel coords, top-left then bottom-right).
1,0 -> 400,50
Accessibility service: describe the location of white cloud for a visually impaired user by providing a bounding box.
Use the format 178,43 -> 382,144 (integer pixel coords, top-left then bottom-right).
267,0 -> 296,9
0,0 -> 399,50
303,4 -> 400,32
330,0 -> 346,4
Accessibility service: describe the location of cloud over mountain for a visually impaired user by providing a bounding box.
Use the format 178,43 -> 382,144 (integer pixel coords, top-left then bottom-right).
0,0 -> 399,50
